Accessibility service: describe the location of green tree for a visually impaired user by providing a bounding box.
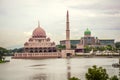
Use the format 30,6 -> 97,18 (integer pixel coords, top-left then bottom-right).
84,46 -> 92,53
109,75 -> 119,80
0,47 -> 8,62
94,47 -> 97,51
105,45 -> 113,51
115,42 -> 120,50
71,45 -> 76,49
69,77 -> 80,80
98,47 -> 106,51
85,65 -> 109,80
56,45 -> 66,51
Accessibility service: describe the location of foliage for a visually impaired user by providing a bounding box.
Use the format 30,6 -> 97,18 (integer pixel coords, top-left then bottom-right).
84,46 -> 107,53
0,60 -> 4,63
84,46 -> 92,53
85,65 -> 109,80
109,75 -> 119,80
0,47 -> 8,61
69,77 -> 80,80
0,47 -> 8,54
11,48 -> 24,53
56,45 -> 66,51
71,45 -> 76,49
105,45 -> 113,51
98,47 -> 106,51
56,44 -> 76,50
69,65 -> 119,80
115,42 -> 120,50
84,45 -> 117,53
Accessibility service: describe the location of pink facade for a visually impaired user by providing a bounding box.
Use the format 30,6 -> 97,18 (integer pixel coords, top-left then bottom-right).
13,11 -> 75,58
13,22 -> 61,59
13,52 -> 61,59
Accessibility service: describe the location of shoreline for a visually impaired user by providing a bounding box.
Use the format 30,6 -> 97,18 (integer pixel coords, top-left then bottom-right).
73,55 -> 120,58
11,55 -> 120,59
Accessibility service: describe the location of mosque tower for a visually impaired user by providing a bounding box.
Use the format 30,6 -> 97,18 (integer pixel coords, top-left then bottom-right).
61,10 -> 75,58
66,10 -> 71,50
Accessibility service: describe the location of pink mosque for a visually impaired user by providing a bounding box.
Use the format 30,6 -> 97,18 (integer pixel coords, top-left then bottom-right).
13,11 -> 75,59
13,23 -> 61,58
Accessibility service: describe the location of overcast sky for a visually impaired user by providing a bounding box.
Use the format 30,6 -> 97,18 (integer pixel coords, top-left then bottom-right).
0,0 -> 120,49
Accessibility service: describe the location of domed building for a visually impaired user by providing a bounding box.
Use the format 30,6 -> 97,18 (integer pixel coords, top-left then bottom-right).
84,28 -> 91,36
76,28 -> 99,52
13,22 -> 61,58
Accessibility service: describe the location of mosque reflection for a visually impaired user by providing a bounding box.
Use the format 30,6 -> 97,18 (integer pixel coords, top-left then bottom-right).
31,58 -> 72,80
31,73 -> 47,80
67,58 -> 71,80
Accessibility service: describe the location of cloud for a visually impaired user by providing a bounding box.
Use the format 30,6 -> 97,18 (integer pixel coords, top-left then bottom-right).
0,0 -> 120,49
24,31 -> 32,37
66,0 -> 120,17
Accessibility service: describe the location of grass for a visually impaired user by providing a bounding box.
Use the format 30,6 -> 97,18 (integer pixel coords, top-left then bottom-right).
0,60 -> 4,63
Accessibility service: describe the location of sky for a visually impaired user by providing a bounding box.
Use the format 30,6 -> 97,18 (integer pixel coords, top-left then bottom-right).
0,0 -> 120,49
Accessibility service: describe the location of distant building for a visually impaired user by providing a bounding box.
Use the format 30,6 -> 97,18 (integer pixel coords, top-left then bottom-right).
76,28 -> 115,52
76,28 -> 99,52
60,40 -> 80,46
60,28 -> 115,53
79,28 -> 99,46
60,29 -> 115,51
99,39 -> 115,46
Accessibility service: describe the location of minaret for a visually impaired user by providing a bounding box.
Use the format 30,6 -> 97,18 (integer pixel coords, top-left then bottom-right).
38,21 -> 40,27
66,10 -> 71,50
61,10 -> 75,58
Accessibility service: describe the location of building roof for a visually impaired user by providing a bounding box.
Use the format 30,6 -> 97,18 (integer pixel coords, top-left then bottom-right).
84,28 -> 91,35
32,22 -> 46,38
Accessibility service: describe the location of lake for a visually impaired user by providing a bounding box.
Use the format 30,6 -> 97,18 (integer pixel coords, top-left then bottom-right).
0,57 -> 119,80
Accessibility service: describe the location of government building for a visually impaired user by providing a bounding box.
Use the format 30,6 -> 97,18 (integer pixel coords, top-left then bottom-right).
60,28 -> 115,52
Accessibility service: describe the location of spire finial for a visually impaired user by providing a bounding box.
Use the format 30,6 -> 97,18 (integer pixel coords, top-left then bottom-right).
38,20 -> 40,27
66,10 -> 69,23
67,10 -> 69,16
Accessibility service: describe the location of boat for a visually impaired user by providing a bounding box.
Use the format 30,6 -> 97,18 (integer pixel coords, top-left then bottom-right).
112,63 -> 120,68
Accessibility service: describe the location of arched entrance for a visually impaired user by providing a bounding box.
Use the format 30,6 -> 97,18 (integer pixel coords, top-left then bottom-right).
66,53 -> 71,57
61,50 -> 75,58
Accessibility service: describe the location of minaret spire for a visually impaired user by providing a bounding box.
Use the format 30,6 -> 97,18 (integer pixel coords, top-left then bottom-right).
38,20 -> 40,27
66,10 -> 71,50
66,10 -> 69,30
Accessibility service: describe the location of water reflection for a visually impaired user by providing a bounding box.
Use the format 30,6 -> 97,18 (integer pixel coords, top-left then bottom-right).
30,64 -> 46,67
0,57 -> 119,80
67,58 -> 71,80
31,73 -> 47,80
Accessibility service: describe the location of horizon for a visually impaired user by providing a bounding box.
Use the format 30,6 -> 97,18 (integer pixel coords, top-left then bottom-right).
0,0 -> 120,49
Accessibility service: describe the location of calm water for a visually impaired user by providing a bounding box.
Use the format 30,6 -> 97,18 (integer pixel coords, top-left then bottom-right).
0,57 -> 119,80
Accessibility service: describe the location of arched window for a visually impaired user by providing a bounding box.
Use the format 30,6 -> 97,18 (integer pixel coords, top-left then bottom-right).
30,50 -> 33,53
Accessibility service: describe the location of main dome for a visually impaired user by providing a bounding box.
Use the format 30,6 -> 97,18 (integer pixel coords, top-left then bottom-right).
32,25 -> 46,38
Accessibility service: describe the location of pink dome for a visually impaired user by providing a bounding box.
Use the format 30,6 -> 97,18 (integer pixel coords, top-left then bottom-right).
32,26 -> 46,38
